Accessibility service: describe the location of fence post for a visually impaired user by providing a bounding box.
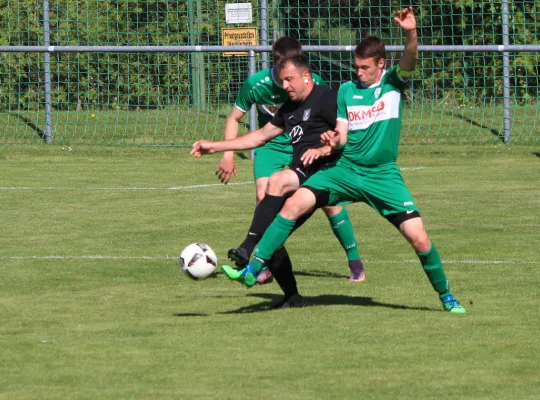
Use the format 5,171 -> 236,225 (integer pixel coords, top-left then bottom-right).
502,0 -> 511,143
260,0 -> 269,69
249,49 -> 257,159
43,0 -> 53,144
188,0 -> 206,108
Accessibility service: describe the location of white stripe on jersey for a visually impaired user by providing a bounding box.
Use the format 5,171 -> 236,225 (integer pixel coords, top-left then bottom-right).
346,91 -> 401,131
234,103 -> 249,113
257,103 -> 283,117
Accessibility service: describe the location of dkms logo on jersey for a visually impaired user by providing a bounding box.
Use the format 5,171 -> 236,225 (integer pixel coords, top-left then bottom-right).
348,101 -> 385,122
346,91 -> 401,130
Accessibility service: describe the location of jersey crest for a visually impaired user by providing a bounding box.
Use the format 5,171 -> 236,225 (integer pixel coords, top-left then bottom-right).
257,103 -> 282,116
303,109 -> 311,121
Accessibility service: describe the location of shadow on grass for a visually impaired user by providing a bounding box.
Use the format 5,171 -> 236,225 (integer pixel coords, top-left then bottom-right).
218,293 -> 438,314
534,152 -> 540,158
173,312 -> 209,317
446,110 -> 503,142
13,113 -> 46,141
295,269 -> 349,279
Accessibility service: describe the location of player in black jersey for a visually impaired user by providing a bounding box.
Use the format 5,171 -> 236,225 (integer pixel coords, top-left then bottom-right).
191,54 -> 364,307
192,55 -> 339,192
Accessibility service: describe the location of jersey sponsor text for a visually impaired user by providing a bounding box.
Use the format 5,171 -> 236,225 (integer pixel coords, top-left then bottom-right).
346,91 -> 400,131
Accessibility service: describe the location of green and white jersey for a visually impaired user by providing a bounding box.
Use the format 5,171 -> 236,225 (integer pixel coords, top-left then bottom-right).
235,67 -> 326,146
336,65 -> 407,171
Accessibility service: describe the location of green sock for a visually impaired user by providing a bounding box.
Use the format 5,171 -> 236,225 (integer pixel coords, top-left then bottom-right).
417,243 -> 451,298
327,208 -> 360,261
251,214 -> 296,274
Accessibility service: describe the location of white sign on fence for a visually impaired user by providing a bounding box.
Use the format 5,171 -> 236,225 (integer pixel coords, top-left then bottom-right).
225,3 -> 253,24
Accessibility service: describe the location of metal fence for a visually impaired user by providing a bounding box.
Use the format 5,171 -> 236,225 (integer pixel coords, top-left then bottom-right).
0,0 -> 539,146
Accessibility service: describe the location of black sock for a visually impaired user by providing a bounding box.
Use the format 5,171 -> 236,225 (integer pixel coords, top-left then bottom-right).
267,246 -> 298,299
239,194 -> 286,255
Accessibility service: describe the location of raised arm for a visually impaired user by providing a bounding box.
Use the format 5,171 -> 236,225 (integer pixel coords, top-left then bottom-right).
395,7 -> 418,73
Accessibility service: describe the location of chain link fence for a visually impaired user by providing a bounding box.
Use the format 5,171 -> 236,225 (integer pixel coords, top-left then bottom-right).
0,0 -> 539,146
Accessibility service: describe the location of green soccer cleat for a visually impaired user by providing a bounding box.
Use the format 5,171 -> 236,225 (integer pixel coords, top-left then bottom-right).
441,294 -> 467,314
221,264 -> 257,288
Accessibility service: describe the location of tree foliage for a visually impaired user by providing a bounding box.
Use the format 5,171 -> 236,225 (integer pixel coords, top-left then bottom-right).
0,0 -> 538,110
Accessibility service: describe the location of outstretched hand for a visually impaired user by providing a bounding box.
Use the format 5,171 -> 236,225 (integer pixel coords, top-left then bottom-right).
190,140 -> 216,158
394,7 -> 416,31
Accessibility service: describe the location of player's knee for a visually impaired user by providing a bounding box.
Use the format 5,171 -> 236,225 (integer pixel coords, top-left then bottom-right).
395,214 -> 431,252
267,173 -> 286,195
411,236 -> 431,252
255,189 -> 266,203
280,190 -> 315,220
279,198 -> 301,220
280,199 -> 301,220
255,179 -> 269,203
321,205 -> 342,217
404,229 -> 430,252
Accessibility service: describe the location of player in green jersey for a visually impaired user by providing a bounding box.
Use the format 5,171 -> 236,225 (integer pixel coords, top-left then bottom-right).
224,8 -> 466,313
216,37 -> 366,286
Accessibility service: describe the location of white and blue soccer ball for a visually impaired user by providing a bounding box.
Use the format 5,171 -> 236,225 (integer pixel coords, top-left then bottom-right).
179,243 -> 218,280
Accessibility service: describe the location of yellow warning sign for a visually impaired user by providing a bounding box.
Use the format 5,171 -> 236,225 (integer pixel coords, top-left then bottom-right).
222,27 -> 258,56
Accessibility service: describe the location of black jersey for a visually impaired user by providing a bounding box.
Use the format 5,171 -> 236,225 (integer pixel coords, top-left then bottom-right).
271,85 -> 339,169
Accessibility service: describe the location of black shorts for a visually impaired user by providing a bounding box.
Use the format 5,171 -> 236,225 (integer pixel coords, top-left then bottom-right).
291,155 -> 340,186
291,163 -> 321,185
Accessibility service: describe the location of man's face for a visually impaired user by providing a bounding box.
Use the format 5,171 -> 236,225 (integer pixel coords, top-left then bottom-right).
354,56 -> 385,86
279,62 -> 309,102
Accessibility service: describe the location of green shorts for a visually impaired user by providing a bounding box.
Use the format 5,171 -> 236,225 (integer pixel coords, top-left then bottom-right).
303,162 -> 419,217
253,141 -> 293,181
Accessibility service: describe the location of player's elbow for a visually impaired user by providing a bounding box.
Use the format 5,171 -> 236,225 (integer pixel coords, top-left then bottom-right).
250,136 -> 267,148
335,133 -> 348,149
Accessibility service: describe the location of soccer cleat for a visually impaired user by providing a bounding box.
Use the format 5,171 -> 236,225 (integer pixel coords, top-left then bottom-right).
270,294 -> 304,309
227,247 -> 250,267
221,264 -> 257,287
440,294 -> 467,314
256,267 -> 274,285
348,264 -> 366,283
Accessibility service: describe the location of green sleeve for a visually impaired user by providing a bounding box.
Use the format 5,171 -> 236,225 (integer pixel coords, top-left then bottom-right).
234,75 -> 257,112
336,83 -> 349,121
312,72 -> 328,87
384,65 -> 408,90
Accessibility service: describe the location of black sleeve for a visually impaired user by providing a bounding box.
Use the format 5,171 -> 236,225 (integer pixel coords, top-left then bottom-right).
323,89 -> 338,128
270,103 -> 287,130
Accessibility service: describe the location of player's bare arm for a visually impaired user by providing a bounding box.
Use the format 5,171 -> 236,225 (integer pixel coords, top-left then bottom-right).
321,122 -> 348,149
395,7 -> 418,73
320,129 -> 340,148
191,122 -> 284,158
217,107 -> 245,183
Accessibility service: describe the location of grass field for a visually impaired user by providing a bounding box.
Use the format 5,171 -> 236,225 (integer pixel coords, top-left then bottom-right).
1,103 -> 539,146
1,144 -> 539,399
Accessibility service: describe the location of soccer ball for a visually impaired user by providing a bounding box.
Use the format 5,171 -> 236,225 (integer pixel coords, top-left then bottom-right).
179,243 -> 218,280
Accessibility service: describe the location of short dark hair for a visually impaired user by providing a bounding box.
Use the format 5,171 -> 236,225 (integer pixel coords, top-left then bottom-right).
354,36 -> 386,62
272,37 -> 302,65
277,54 -> 312,74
